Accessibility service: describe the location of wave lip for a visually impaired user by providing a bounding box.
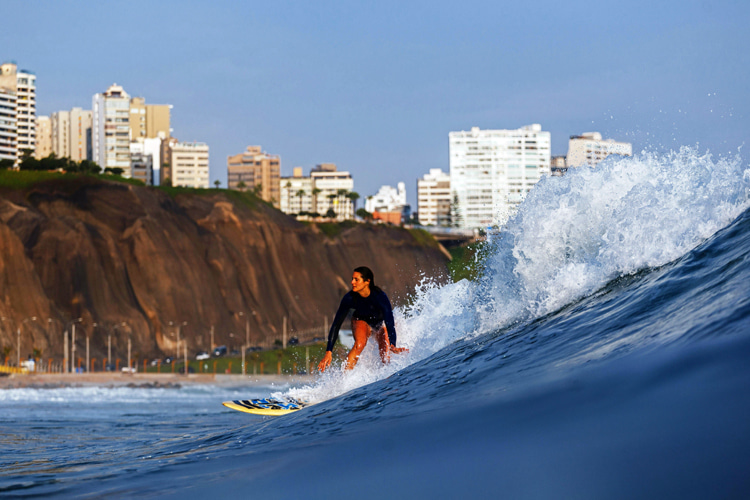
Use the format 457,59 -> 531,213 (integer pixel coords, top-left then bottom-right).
480,146 -> 750,328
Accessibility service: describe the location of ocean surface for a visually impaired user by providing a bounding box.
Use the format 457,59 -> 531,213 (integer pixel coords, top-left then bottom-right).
2,147 -> 750,499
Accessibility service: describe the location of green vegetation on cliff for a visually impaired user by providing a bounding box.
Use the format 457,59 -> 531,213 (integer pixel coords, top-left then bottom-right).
447,241 -> 486,282
0,170 -> 143,191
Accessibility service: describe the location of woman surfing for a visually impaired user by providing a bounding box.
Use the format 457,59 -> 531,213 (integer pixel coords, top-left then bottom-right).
318,267 -> 408,372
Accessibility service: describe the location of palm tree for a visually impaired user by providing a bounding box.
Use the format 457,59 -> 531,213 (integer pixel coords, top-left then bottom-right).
296,189 -> 306,213
237,180 -> 247,191
336,189 -> 349,219
214,179 -> 221,189
327,193 -> 337,219
285,181 -> 292,212
312,187 -> 322,216
346,191 -> 360,215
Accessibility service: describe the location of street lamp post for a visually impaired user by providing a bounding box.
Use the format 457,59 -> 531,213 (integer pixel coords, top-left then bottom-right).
88,323 -> 96,373
70,318 -> 82,373
239,312 -> 251,349
169,321 -> 187,361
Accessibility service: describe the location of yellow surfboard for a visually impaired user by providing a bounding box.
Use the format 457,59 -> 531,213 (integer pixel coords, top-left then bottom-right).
222,398 -> 309,416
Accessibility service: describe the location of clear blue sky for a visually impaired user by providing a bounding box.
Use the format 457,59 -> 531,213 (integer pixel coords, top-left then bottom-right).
2,0 -> 748,201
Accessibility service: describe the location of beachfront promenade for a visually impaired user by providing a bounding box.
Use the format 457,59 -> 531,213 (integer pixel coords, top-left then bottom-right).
0,372 -> 314,389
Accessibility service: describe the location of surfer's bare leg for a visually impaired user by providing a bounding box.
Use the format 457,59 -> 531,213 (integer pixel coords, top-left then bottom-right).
375,326 -> 391,364
346,319 -> 371,369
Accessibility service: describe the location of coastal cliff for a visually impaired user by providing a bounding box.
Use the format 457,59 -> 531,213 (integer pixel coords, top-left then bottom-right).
0,174 -> 449,360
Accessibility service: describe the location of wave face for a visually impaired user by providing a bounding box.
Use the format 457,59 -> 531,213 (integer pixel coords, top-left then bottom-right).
2,148 -> 750,498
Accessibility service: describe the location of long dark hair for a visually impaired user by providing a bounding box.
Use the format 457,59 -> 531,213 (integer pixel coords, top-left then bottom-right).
353,266 -> 382,293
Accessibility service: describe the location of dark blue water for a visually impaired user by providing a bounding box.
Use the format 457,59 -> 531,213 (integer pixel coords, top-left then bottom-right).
1,149 -> 749,498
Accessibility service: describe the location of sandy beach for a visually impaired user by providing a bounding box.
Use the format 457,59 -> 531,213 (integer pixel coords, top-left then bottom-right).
0,372 -> 315,389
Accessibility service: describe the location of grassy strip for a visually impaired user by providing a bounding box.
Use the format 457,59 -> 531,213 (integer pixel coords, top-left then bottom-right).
140,342 -> 346,375
316,220 -> 358,238
406,227 -> 440,248
0,170 -> 145,190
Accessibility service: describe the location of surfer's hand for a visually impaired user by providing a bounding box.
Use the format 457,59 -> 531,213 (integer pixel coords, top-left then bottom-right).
390,346 -> 408,354
318,351 -> 333,372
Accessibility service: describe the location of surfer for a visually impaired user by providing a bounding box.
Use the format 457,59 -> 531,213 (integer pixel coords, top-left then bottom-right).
318,266 -> 408,372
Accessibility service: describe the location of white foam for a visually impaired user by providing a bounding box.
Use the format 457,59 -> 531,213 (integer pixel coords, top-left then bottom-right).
284,146 -> 750,404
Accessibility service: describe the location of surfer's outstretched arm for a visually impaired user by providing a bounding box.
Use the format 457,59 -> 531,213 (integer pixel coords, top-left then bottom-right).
318,293 -> 353,372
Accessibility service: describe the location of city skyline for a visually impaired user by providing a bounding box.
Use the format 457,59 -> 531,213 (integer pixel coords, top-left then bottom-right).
2,0 -> 748,198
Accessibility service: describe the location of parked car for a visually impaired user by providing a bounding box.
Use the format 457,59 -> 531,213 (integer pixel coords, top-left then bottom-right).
122,366 -> 136,374
288,336 -> 299,346
149,358 -> 161,366
178,365 -> 195,374
213,345 -> 227,357
245,346 -> 262,352
163,356 -> 174,365
195,351 -> 210,361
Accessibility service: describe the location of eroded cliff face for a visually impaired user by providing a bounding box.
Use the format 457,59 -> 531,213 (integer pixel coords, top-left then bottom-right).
0,177 -> 448,360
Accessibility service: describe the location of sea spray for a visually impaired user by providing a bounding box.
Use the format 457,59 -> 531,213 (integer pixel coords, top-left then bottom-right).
282,146 -> 750,404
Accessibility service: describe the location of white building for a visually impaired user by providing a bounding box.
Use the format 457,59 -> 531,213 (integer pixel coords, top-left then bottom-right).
365,182 -> 407,213
417,168 -> 451,226
0,62 -> 35,163
0,88 -> 17,162
93,84 -> 131,176
280,167 -> 315,214
51,110 -> 70,159
310,164 -> 354,219
34,115 -> 51,159
169,141 -> 209,188
143,136 -> 162,186
566,132 -> 632,168
129,141 -> 153,185
449,124 -> 551,229
15,68 -> 36,159
279,164 -> 355,220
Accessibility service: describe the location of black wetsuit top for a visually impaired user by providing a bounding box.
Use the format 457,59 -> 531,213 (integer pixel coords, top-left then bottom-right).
326,288 -> 397,352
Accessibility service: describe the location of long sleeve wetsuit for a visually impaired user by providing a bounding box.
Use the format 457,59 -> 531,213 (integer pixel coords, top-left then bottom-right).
326,288 -> 397,352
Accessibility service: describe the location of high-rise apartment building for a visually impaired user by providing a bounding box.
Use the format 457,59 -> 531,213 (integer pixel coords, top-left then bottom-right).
0,88 -> 17,162
51,110 -> 70,159
93,84 -> 131,175
170,141 -> 209,188
69,108 -> 92,162
39,108 -> 92,162
15,68 -> 36,158
129,97 -> 171,140
310,164 -> 354,219
417,168 -> 451,227
566,132 -> 632,168
227,146 -> 280,207
279,164 -> 355,220
34,116 -> 51,159
449,124 -> 551,229
280,167 -> 314,214
0,62 -> 36,163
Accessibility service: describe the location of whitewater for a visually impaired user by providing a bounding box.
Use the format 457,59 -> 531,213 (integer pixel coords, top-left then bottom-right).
2,146 -> 749,498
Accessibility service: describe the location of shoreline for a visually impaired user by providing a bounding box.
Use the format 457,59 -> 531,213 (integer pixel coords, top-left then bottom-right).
0,372 -> 316,389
